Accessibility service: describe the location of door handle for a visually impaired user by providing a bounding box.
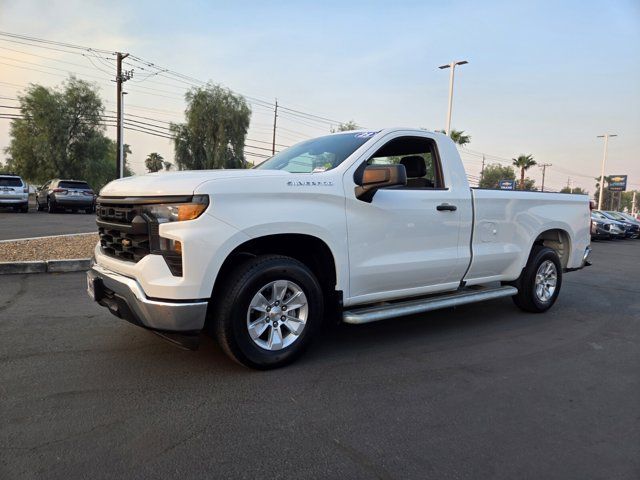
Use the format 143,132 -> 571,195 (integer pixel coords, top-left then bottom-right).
436,203 -> 457,211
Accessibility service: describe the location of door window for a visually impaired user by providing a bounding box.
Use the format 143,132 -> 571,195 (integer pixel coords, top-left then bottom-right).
366,136 -> 444,189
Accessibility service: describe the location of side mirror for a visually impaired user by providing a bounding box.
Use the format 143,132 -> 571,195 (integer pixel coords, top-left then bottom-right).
354,164 -> 407,202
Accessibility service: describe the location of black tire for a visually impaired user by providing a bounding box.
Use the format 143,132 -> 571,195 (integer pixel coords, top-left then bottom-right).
85,204 -> 95,214
36,200 -> 43,211
212,255 -> 324,369
47,197 -> 55,214
21,205 -> 28,213
510,245 -> 562,313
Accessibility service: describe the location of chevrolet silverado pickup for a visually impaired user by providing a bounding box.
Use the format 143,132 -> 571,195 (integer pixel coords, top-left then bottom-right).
87,128 -> 591,369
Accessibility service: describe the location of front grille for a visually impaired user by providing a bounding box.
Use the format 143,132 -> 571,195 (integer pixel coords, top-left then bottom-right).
97,203 -> 150,263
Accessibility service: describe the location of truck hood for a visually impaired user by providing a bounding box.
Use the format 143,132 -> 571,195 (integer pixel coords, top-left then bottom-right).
99,169 -> 288,197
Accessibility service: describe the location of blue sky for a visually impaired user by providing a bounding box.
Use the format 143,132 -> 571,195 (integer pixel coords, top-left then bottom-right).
1,0 -> 638,192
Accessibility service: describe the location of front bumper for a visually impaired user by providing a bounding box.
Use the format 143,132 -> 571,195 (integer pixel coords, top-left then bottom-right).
87,263 -> 208,349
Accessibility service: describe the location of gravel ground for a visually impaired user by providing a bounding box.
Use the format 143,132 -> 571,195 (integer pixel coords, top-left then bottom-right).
0,233 -> 98,261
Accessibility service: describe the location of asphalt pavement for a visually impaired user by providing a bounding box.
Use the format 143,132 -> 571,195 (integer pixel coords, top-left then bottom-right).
0,210 -> 96,241
0,240 -> 638,479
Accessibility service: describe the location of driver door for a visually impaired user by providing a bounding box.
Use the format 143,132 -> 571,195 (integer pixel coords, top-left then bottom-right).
344,134 -> 471,304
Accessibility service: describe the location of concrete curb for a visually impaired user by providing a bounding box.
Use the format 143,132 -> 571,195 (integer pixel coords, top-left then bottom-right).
0,258 -> 91,275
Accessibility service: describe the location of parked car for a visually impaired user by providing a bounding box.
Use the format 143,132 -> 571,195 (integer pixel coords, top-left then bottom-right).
36,179 -> 96,214
596,210 -> 639,239
0,173 -> 29,213
87,128 -> 591,369
591,210 -> 627,239
591,211 -> 627,239
590,215 -> 615,240
607,211 -> 640,234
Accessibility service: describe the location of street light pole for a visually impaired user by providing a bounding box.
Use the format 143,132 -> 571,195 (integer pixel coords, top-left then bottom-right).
596,133 -> 617,210
439,60 -> 468,136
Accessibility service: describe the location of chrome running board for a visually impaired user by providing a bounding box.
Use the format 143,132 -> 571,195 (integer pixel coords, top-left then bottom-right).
342,285 -> 518,325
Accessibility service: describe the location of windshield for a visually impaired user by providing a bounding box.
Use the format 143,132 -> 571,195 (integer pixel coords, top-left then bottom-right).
255,132 -> 377,173
605,211 -> 626,221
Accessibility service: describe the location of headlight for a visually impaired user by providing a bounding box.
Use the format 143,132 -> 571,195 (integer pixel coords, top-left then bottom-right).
141,195 -> 209,223
140,195 -> 209,276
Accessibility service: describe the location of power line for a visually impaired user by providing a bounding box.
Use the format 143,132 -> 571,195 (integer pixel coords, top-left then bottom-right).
0,31 -> 113,55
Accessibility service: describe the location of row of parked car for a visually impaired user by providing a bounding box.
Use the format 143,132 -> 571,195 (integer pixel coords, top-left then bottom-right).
591,210 -> 640,240
0,173 -> 96,214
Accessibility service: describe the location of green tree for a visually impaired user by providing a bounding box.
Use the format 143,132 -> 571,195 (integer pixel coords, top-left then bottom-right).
4,76 -> 119,190
145,152 -> 172,172
479,163 -> 516,189
436,129 -> 471,146
593,176 -> 617,209
105,142 -> 134,179
145,152 -> 164,172
518,177 -> 538,191
331,121 -> 359,133
512,154 -> 537,190
170,83 -> 251,170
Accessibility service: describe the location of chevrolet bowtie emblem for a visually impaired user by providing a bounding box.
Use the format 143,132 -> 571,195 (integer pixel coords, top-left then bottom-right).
121,238 -> 132,247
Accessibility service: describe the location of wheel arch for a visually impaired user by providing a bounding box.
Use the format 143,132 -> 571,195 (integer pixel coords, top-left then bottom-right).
531,228 -> 572,269
210,233 -> 340,306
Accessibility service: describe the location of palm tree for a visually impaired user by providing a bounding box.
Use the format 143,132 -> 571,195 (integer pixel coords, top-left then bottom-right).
435,129 -> 471,146
145,152 -> 165,173
449,130 -> 471,146
512,154 -> 536,190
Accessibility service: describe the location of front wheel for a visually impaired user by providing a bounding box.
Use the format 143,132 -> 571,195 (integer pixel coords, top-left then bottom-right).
212,255 -> 324,369
510,245 -> 562,313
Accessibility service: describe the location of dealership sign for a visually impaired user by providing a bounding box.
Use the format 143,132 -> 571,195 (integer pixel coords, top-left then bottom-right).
498,179 -> 515,190
608,175 -> 627,192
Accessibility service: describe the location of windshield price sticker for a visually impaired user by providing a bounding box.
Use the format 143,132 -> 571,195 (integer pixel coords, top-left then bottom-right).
354,131 -> 378,138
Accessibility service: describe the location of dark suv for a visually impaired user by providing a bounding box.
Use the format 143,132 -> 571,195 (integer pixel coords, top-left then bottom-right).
36,179 -> 96,214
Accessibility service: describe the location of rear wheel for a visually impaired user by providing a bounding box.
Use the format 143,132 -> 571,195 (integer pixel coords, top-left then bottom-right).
511,245 -> 562,313
212,255 -> 324,369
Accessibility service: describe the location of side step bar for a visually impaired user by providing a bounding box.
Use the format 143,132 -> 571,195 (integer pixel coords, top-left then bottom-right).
342,285 -> 518,325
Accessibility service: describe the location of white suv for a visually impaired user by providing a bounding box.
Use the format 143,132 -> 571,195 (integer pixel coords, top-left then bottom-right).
0,174 -> 29,213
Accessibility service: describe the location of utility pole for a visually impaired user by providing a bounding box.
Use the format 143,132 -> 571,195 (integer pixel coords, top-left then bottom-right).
271,99 -> 278,156
566,177 -> 572,193
539,163 -> 552,192
438,60 -> 468,136
632,191 -> 637,215
116,52 -> 132,178
597,133 -> 617,210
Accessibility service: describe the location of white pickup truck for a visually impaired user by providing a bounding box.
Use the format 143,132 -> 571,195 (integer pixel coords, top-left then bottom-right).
87,128 -> 591,368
